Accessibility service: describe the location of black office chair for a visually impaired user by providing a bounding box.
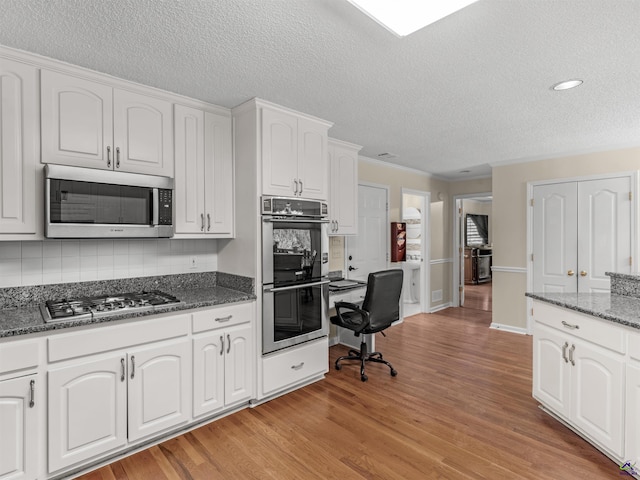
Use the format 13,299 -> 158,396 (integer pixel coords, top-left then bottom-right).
331,269 -> 403,382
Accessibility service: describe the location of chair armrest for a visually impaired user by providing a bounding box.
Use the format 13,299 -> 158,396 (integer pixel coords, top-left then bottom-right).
333,302 -> 370,335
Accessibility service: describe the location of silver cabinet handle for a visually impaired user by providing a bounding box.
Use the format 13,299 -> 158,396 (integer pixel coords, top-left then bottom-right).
201,213 -> 205,232
227,334 -> 231,354
293,179 -> 299,195
298,179 -> 303,195
291,362 -> 304,370
220,335 -> 224,356
29,379 -> 35,408
115,147 -> 121,168
568,344 -> 575,366
562,342 -> 569,363
207,213 -> 211,231
130,355 -> 135,379
334,220 -> 338,232
120,358 -> 126,382
561,321 -> 580,330
215,315 -> 232,323
107,146 -> 112,168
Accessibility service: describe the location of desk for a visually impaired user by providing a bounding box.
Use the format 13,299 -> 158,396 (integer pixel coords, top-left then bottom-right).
328,282 -> 369,350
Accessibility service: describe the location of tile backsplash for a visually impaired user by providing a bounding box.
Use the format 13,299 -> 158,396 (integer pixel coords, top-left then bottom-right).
0,239 -> 218,288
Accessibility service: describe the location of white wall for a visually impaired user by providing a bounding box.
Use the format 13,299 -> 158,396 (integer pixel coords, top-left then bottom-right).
0,239 -> 218,288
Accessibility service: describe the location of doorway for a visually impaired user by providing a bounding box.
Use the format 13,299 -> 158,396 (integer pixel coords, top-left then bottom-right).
453,193 -> 493,312
401,189 -> 430,316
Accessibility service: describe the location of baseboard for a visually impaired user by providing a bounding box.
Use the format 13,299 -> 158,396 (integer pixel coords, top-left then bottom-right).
429,302 -> 452,313
489,322 -> 529,335
328,335 -> 340,347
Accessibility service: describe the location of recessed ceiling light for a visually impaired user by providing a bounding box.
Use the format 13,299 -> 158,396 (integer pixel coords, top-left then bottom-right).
347,0 -> 477,37
551,79 -> 583,91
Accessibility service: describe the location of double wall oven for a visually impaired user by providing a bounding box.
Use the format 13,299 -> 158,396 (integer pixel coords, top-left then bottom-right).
262,196 -> 330,354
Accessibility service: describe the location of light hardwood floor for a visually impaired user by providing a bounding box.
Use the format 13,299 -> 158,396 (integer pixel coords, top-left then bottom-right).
78,307 -> 620,479
462,281 -> 492,311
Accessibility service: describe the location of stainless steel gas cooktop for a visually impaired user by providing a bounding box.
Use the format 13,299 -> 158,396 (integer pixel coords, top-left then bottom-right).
40,290 -> 181,323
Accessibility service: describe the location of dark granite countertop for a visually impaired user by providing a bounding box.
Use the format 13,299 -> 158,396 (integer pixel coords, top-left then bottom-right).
0,272 -> 256,338
526,292 -> 640,330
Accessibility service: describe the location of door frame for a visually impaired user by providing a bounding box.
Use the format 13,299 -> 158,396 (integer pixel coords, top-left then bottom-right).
401,188 -> 431,314
526,171 -> 639,332
452,192 -> 492,308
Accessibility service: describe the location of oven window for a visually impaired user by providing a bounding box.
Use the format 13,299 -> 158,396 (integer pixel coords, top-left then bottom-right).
50,179 -> 152,225
272,285 -> 323,342
271,223 -> 323,285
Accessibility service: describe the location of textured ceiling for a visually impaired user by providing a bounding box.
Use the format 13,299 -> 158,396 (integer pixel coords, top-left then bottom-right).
1,0 -> 639,179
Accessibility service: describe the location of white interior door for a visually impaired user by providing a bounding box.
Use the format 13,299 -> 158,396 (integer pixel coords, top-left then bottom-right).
577,177 -> 632,292
346,184 -> 388,281
533,182 -> 578,293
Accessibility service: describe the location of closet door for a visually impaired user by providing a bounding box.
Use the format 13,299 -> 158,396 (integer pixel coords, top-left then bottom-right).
577,177 -> 632,292
532,182 -> 578,293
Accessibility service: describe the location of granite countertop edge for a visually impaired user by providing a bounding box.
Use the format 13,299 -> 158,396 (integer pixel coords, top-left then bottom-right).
526,292 -> 640,330
0,286 -> 256,339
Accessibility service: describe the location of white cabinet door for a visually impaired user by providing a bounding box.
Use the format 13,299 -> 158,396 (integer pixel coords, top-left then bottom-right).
626,363 -> 640,469
113,89 -> 173,176
532,322 -> 571,418
174,104 -> 206,234
127,340 -> 190,442
297,118 -> 328,200
48,355 -> 127,473
329,140 -> 359,235
577,177 -> 632,292
192,333 -> 225,417
0,375 -> 38,480
41,70 -> 113,170
224,324 -> 254,406
262,107 -> 298,197
204,111 -> 234,236
571,339 -> 625,457
0,59 -> 38,235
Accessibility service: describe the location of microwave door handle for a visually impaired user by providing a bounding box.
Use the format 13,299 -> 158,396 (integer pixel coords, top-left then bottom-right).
152,188 -> 159,225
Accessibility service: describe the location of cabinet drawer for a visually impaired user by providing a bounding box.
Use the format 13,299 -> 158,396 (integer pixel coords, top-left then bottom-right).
630,331 -> 640,362
533,301 -> 625,353
48,313 -> 189,362
191,302 -> 254,333
262,338 -> 328,395
0,339 -> 40,376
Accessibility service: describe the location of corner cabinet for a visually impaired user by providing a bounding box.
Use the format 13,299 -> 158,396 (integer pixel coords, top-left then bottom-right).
328,138 -> 361,235
0,58 -> 39,236
261,103 -> 332,200
41,69 -> 173,176
532,300 -> 626,459
174,104 -> 234,237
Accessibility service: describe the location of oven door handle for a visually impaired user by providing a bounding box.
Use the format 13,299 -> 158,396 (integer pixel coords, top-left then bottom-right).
264,280 -> 330,293
263,218 -> 330,224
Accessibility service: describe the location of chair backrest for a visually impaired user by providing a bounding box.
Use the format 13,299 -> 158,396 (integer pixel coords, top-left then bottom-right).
361,269 -> 404,331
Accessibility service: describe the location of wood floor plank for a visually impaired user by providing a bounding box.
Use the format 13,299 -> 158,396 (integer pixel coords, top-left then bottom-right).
76,306 -> 621,479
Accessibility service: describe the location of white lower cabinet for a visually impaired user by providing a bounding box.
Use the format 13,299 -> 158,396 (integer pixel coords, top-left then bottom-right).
0,374 -> 39,480
48,338 -> 190,473
627,333 -> 640,468
532,301 -> 626,459
192,303 -> 255,418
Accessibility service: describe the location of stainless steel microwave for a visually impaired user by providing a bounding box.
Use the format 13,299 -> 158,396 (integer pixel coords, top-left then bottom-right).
44,164 -> 174,238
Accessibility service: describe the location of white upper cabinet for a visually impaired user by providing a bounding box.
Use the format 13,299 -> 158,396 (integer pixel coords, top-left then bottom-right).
328,138 -> 361,235
41,70 -> 173,176
261,105 -> 330,200
0,58 -> 39,235
174,104 -> 234,237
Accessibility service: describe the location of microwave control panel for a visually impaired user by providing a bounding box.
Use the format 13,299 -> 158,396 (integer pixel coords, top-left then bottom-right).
158,189 -> 173,225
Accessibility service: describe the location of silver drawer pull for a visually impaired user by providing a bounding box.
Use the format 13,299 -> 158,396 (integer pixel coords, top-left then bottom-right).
561,321 -> 580,330
215,315 -> 233,323
291,362 -> 304,371
29,379 -> 35,408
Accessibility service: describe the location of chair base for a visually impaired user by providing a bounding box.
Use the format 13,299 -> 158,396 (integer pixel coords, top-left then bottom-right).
335,338 -> 397,382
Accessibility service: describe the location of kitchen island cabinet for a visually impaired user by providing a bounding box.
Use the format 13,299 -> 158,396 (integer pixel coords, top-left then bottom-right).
0,58 -> 39,237
41,70 -> 174,176
627,332 -> 640,470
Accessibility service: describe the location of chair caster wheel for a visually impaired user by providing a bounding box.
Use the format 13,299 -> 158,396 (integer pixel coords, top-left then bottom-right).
390,369 -> 398,377
335,363 -> 342,370
361,374 -> 368,382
